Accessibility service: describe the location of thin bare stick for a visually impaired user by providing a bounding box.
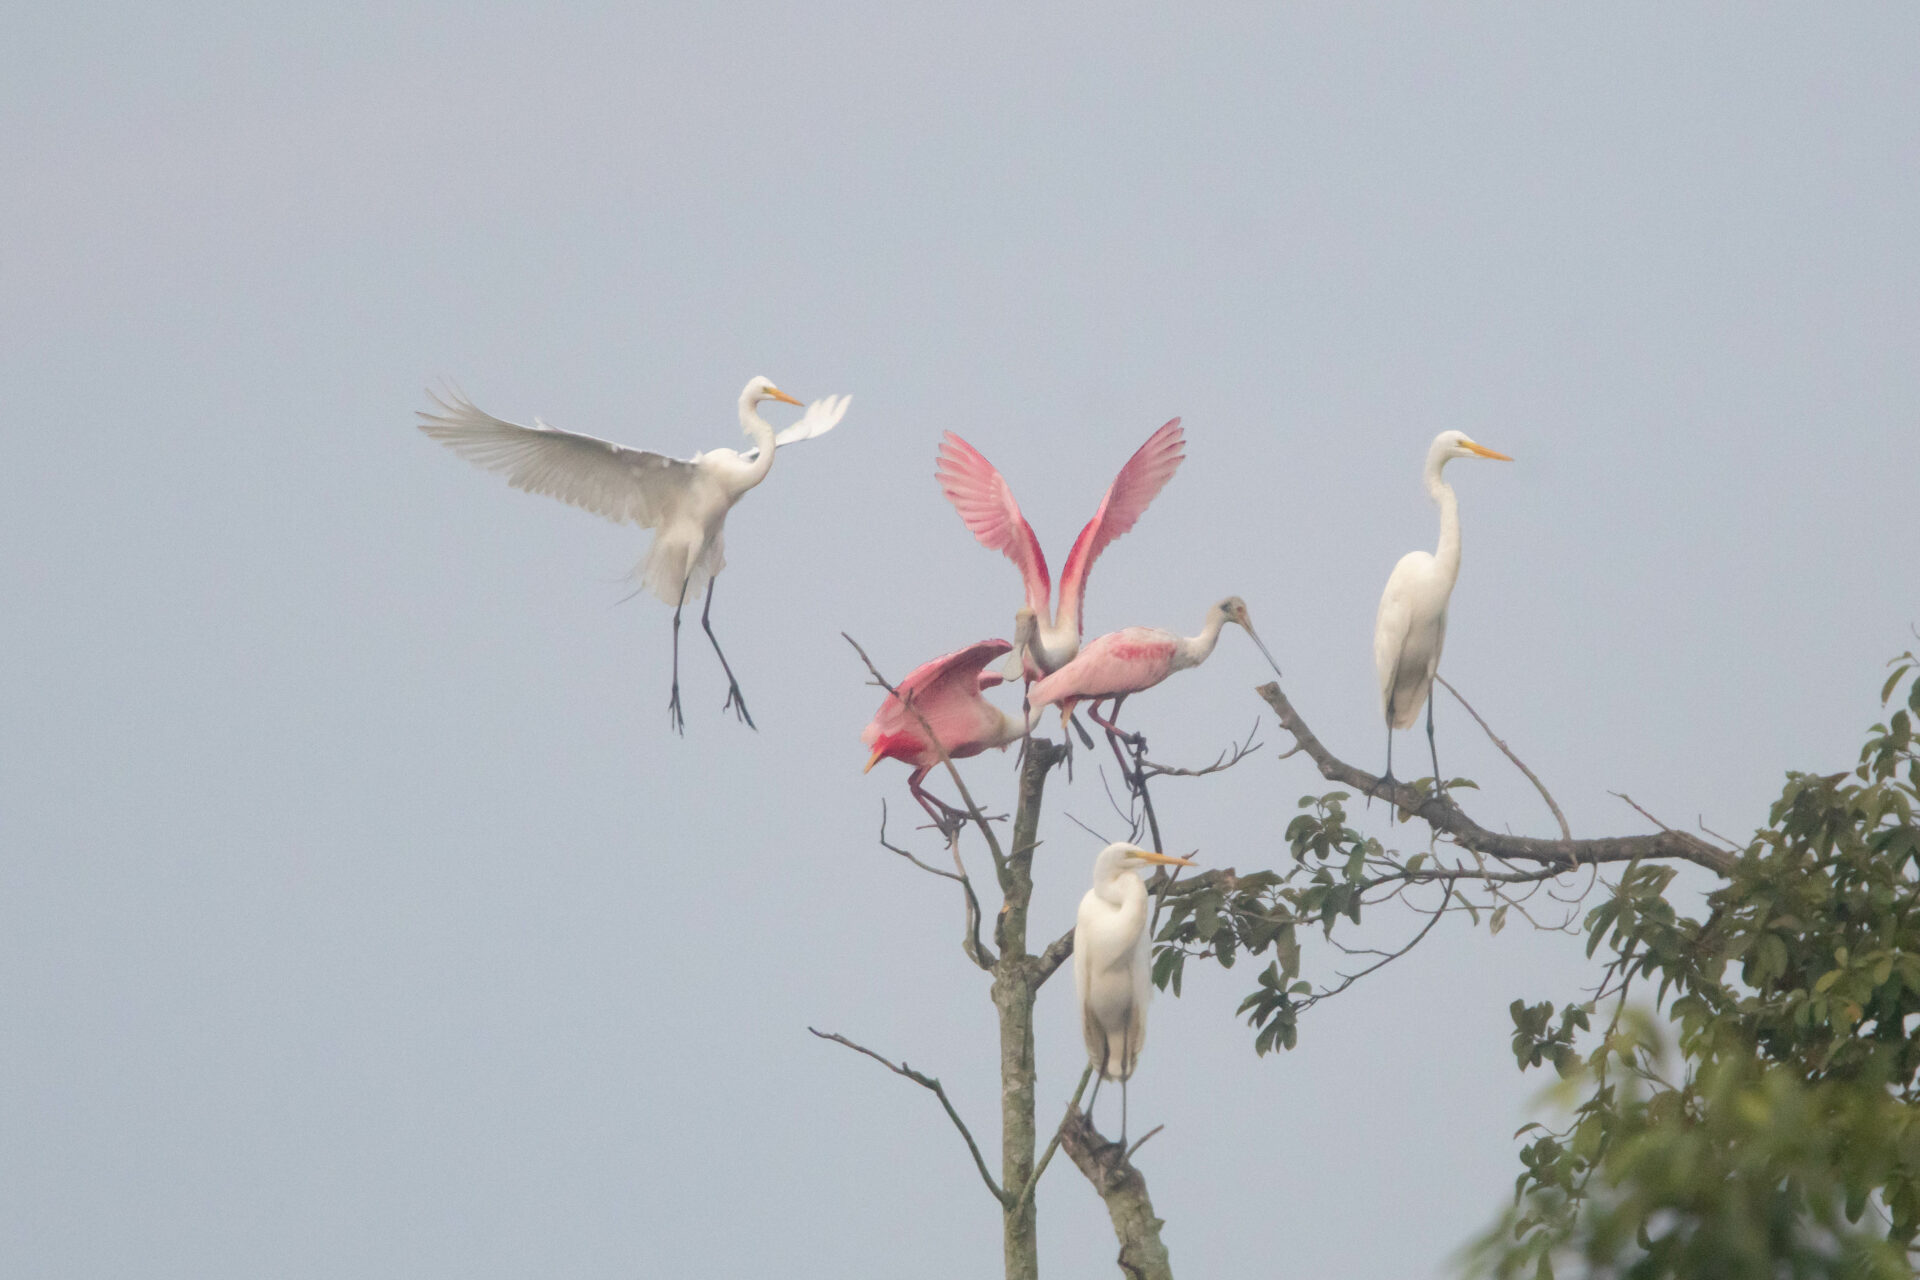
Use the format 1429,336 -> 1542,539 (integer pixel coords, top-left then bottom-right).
1698,818 -> 1746,854
1296,881 -> 1454,1012
1123,1124 -> 1166,1163
1436,675 -> 1571,843
945,826 -> 996,971
1137,719 -> 1265,781
1612,791 -> 1674,834
809,1027 -> 1007,1205
877,801 -> 963,883
1013,1065 -> 1094,1216
1065,812 -> 1115,845
878,803 -> 995,971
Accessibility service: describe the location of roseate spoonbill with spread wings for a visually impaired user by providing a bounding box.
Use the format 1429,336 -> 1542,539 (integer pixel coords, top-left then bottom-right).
1373,431 -> 1512,794
1026,598 -> 1282,752
1076,841 -> 1195,1142
861,628 -> 1046,831
417,377 -> 849,734
936,419 -> 1185,680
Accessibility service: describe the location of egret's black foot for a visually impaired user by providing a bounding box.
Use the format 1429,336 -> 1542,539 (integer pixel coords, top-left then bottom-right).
722,681 -> 757,730
668,684 -> 686,736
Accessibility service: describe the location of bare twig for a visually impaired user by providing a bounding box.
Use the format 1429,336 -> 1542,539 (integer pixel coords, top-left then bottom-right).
1611,791 -> 1673,833
1296,881 -> 1455,1012
877,801 -> 963,882
1137,719 -> 1265,781
1064,812 -> 1115,846
1436,675 -> 1572,843
1698,818 -> 1746,854
809,1027 -> 1007,1205
1013,1065 -> 1093,1217
878,804 -> 996,970
1256,682 -> 1734,876
1124,1124 -> 1166,1163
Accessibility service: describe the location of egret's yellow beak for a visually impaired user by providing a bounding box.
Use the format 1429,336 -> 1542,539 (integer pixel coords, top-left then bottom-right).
1463,440 -> 1513,461
864,748 -> 884,774
767,387 -> 804,407
1137,850 -> 1196,867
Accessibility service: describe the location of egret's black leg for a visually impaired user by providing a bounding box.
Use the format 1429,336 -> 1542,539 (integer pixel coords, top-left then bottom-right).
1370,713 -> 1396,806
1121,1077 -> 1129,1150
1426,691 -> 1442,798
668,579 -> 689,735
1087,1069 -> 1105,1126
701,578 -> 755,730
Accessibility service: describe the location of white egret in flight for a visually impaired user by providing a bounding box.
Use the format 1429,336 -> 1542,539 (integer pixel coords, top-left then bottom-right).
1075,841 -> 1194,1142
417,377 -> 849,733
1372,430 -> 1511,793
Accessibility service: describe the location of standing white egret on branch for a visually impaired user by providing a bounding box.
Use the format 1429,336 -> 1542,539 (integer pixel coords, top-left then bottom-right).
1075,841 -> 1195,1143
1372,430 -> 1511,795
417,377 -> 850,733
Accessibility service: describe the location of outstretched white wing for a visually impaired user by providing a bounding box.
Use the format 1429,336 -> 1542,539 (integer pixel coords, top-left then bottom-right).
416,388 -> 698,529
741,393 -> 850,463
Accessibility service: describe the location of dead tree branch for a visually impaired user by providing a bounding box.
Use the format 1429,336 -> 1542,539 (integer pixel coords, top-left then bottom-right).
1436,675 -> 1571,843
1256,682 -> 1734,876
1059,1107 -> 1174,1280
878,802 -> 995,971
1012,1065 -> 1093,1218
808,1027 -> 1007,1206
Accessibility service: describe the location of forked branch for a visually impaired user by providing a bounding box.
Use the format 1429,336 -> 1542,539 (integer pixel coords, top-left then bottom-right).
1255,682 -> 1734,876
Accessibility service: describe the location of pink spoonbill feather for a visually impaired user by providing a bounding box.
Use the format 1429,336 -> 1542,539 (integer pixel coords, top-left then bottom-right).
862,631 -> 1045,829
1026,597 -> 1281,736
935,419 -> 1185,679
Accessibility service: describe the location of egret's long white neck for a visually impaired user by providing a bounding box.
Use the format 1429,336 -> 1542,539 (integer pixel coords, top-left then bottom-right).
1424,447 -> 1463,587
1093,865 -> 1148,909
737,393 -> 778,489
1174,606 -> 1231,671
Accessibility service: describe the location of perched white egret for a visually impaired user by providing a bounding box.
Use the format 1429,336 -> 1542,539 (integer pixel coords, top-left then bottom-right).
417,377 -> 849,733
1074,841 -> 1194,1141
1372,430 -> 1511,792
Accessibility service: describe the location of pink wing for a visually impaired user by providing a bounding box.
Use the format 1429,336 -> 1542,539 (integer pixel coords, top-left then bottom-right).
1057,419 -> 1185,635
1027,628 -> 1178,708
866,638 -> 1014,743
935,433 -> 1052,619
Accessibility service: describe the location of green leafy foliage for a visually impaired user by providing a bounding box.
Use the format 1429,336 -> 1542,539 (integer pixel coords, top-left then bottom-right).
1154,788 -> 1507,1055
1474,653 -> 1920,1278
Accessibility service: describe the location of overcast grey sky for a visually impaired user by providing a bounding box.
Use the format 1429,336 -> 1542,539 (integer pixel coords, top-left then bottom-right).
4,5 -> 1918,1277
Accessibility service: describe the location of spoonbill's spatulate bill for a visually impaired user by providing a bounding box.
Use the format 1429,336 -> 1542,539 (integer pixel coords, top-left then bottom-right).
935,419 -> 1185,680
1372,431 -> 1511,793
1075,841 -> 1194,1142
417,377 -> 849,734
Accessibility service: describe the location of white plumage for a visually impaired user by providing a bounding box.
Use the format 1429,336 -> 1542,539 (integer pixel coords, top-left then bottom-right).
417,376 -> 849,731
1372,429 -> 1510,786
1074,842 -> 1193,1140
